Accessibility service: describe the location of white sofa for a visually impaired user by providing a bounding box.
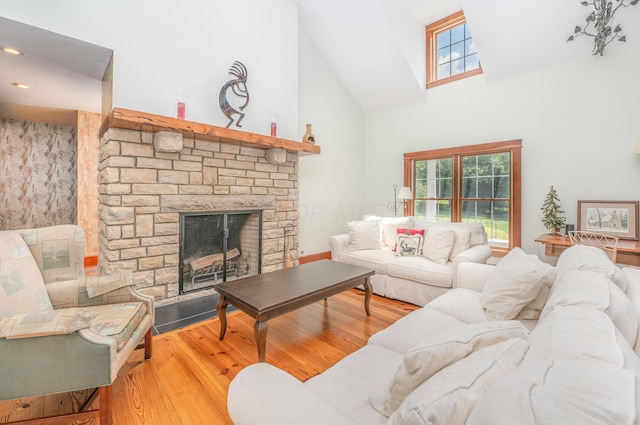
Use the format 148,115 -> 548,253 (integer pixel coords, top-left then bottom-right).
330,216 -> 492,306
228,245 -> 640,425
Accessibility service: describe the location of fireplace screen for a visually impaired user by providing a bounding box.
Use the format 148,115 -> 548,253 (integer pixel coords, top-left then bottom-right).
179,210 -> 262,293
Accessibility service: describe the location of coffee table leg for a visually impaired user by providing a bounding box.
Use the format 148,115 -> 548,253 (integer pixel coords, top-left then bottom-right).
254,319 -> 268,362
217,294 -> 228,340
363,277 -> 372,316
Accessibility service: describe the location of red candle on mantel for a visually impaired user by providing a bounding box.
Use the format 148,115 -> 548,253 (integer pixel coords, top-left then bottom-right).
270,121 -> 277,137
177,101 -> 186,120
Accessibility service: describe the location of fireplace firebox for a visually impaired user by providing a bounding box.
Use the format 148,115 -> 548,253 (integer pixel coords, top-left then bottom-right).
179,210 -> 262,293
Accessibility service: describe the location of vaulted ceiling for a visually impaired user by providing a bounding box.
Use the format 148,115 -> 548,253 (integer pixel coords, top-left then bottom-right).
1,0 -> 639,125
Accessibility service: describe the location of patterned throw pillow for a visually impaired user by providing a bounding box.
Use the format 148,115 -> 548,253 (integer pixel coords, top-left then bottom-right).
395,228 -> 425,256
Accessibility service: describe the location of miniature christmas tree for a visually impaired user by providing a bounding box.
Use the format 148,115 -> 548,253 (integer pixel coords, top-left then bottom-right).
541,185 -> 566,234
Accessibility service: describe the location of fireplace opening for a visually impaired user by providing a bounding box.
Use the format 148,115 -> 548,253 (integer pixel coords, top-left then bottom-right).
179,210 -> 262,293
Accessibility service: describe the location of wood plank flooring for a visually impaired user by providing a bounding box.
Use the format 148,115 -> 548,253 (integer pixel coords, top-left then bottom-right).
1,290 -> 417,425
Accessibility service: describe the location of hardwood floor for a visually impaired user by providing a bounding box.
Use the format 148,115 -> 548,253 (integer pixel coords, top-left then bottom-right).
1,290 -> 417,425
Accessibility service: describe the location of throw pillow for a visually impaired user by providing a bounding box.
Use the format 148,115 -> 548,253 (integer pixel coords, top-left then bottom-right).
347,220 -> 382,251
481,247 -> 554,320
449,228 -> 472,260
422,228 -> 455,265
516,265 -> 557,320
369,320 -> 529,417
0,231 -> 53,317
395,228 -> 425,256
387,338 -> 529,425
379,217 -> 415,248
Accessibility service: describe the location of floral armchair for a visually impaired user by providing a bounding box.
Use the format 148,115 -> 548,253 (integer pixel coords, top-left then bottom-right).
0,225 -> 154,424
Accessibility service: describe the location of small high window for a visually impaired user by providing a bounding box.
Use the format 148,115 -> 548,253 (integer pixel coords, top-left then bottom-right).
426,11 -> 482,88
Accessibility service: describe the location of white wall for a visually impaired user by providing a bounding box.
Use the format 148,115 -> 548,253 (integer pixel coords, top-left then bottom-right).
364,46 -> 640,255
0,0 -> 300,139
297,29 -> 366,255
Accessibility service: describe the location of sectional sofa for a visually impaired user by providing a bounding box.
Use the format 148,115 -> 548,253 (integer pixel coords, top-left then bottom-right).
228,245 -> 640,424
330,216 -> 492,306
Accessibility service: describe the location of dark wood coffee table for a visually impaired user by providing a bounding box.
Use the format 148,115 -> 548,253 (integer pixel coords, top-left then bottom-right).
215,260 -> 374,362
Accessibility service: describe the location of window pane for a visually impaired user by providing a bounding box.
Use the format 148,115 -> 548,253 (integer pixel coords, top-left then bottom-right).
465,38 -> 477,55
462,177 -> 477,198
462,156 -> 477,177
465,23 -> 473,39
461,200 -> 510,248
451,41 -> 464,61
415,200 -> 452,222
478,177 -> 492,198
438,30 -> 450,48
465,53 -> 480,71
494,152 -> 510,175
451,24 -> 464,44
451,58 -> 464,76
477,155 -> 492,176
437,158 -> 453,179
494,176 -> 510,199
438,178 -> 452,198
438,46 -> 450,65
438,63 -> 451,79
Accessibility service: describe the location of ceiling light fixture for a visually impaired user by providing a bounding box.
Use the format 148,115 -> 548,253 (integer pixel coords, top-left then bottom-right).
1,46 -> 23,55
12,82 -> 32,89
568,0 -> 639,56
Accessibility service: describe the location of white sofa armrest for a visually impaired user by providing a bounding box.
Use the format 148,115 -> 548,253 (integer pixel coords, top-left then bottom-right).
228,363 -> 358,425
451,244 -> 492,285
329,233 -> 350,262
455,262 -> 496,292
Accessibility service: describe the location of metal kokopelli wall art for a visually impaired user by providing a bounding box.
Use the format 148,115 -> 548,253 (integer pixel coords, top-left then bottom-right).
219,61 -> 250,128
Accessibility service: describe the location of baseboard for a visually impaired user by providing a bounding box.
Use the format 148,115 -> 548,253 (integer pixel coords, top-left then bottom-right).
84,256 -> 98,267
299,251 -> 331,264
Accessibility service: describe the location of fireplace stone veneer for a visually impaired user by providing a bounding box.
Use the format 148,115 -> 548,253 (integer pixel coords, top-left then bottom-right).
97,115 -> 309,304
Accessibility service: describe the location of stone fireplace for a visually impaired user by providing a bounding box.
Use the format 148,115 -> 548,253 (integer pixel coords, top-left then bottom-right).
97,109 -> 320,304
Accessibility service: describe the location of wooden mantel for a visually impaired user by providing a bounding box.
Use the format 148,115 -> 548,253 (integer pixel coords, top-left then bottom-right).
100,108 -> 321,155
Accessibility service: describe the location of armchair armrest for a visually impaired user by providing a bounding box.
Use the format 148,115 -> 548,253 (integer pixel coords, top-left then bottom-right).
455,262 -> 496,292
329,233 -> 350,262
228,363 -> 359,425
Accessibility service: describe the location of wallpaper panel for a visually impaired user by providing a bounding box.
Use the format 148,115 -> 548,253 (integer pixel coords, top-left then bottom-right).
0,118 -> 77,230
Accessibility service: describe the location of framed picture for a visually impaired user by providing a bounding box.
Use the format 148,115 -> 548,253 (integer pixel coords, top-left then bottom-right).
577,200 -> 640,241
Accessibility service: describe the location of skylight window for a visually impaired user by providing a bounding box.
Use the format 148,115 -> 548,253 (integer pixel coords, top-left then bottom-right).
426,11 -> 482,88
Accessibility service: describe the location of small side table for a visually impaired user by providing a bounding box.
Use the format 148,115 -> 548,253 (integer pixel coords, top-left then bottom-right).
535,233 -> 640,266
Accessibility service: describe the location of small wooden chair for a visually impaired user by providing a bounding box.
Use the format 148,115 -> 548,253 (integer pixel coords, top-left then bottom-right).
568,230 -> 619,263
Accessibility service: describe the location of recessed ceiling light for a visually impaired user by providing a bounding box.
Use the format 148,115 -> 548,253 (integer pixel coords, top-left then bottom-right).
1,47 -> 23,55
12,82 -> 32,89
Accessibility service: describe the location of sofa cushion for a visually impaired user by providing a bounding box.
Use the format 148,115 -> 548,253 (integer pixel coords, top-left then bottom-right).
304,344 -> 403,425
348,220 -> 382,251
481,248 -> 554,320
0,231 -> 53,317
426,288 -> 489,323
623,266 -> 640,355
555,244 -> 616,283
541,270 -> 639,347
339,249 -> 396,275
386,256 -> 454,288
467,306 -> 639,425
369,308 -> 465,354
387,338 -> 528,425
369,320 -> 529,416
83,302 -> 147,351
422,228 -> 455,265
413,221 -> 487,247
0,308 -> 92,339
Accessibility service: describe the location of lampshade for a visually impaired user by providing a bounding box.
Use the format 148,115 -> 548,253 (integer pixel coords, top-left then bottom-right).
397,186 -> 413,200
635,138 -> 640,153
